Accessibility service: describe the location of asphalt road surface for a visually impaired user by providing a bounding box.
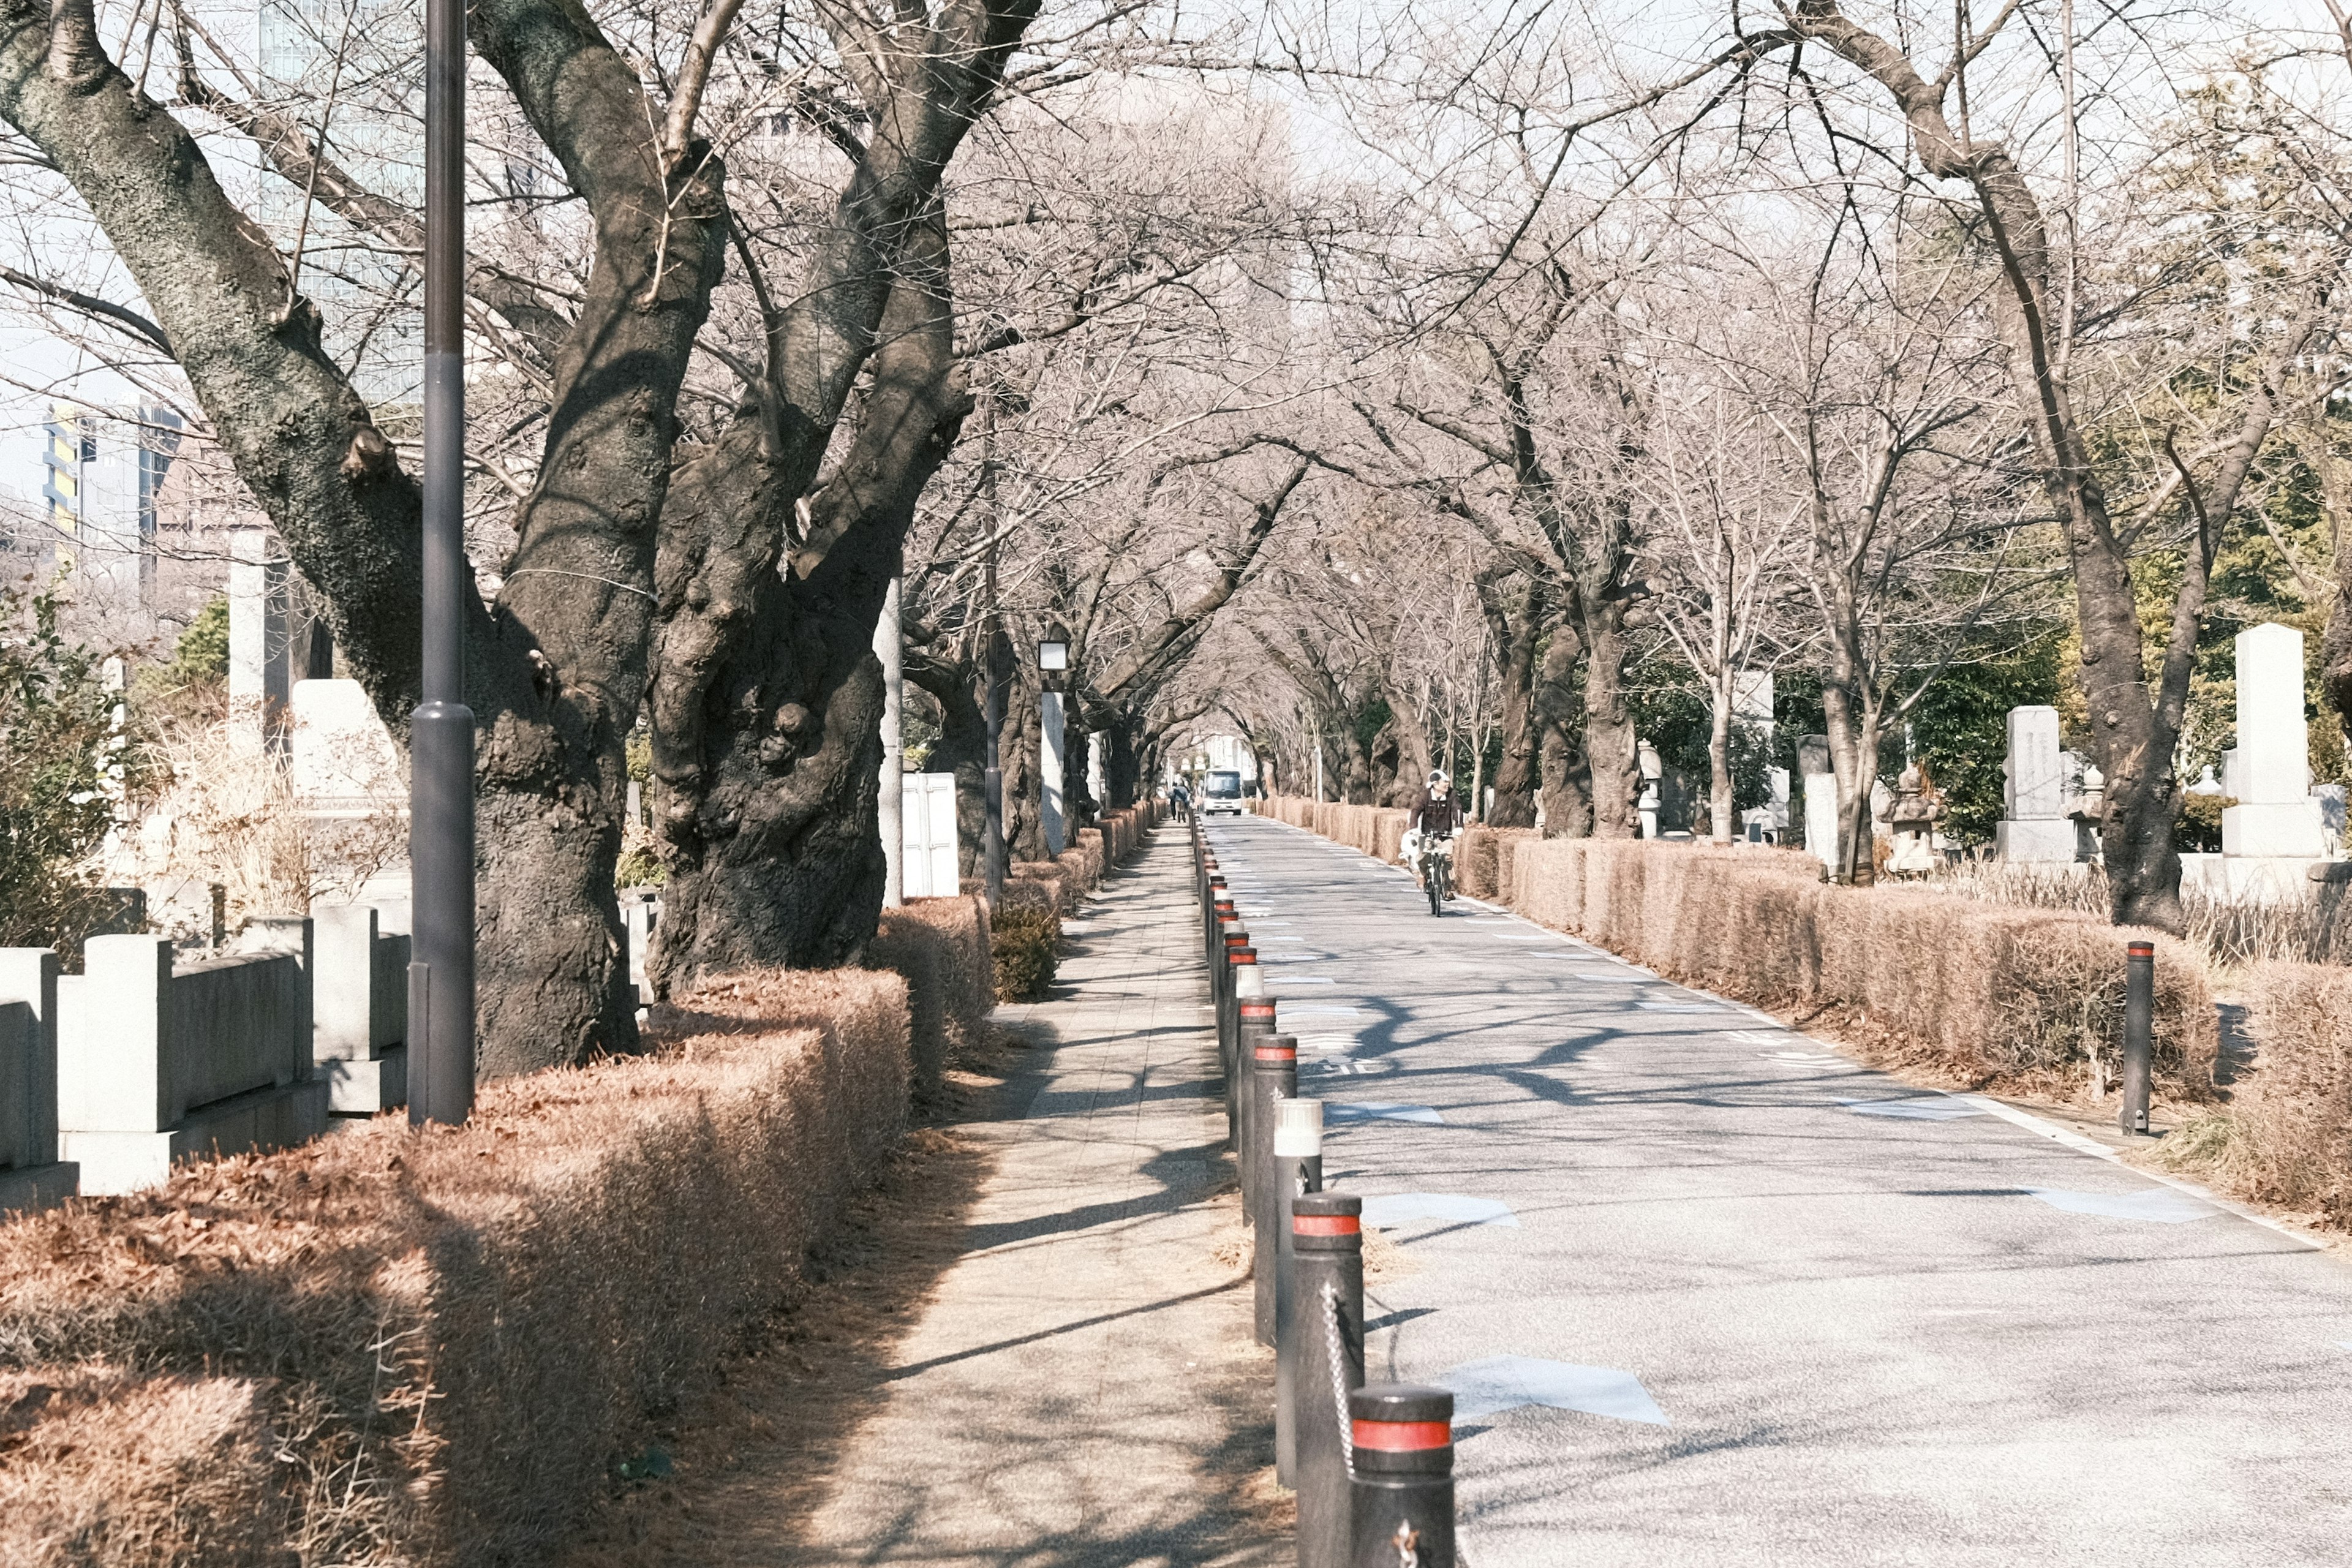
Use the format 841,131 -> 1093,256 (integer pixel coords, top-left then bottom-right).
1204,815 -> 2352,1568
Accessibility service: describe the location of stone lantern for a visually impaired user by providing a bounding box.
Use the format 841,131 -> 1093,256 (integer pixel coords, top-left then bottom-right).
1881,764 -> 1943,878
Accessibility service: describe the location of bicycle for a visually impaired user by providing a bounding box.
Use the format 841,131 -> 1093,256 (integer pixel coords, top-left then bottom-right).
1418,839 -> 1452,916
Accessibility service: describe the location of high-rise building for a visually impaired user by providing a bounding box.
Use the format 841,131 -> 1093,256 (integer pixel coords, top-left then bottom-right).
37,402 -> 183,608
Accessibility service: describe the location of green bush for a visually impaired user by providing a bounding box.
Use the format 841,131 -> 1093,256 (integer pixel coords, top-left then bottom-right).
614,843 -> 667,888
0,586 -> 146,960
991,906 -> 1060,1001
162,596 -> 230,688
2179,793 -> 2233,853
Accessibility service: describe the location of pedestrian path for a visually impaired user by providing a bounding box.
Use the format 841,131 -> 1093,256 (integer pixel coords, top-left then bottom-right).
1208,815 -> 2352,1567
788,829 -> 1282,1567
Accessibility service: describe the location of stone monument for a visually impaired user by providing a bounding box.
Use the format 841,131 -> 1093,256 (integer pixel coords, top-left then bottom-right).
1800,734 -> 1837,872
1996,706 -> 2077,862
2222,623 -> 2323,859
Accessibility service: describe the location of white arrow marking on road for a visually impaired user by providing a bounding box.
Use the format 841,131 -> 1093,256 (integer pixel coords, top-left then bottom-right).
1327,1102 -> 1446,1125
1362,1193 -> 1519,1228
1839,1096 -> 1988,1121
1436,1355 -> 1669,1426
2021,1188 -> 2222,1223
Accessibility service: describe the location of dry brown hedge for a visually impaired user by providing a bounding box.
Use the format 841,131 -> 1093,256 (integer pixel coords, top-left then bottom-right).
1,1367 -> 288,1567
0,968 -> 911,1567
869,894 -> 993,1099
2226,963 -> 2352,1221
1457,826 -> 1536,900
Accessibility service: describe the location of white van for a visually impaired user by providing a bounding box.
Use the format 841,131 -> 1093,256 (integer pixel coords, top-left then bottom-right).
1202,770 -> 1245,815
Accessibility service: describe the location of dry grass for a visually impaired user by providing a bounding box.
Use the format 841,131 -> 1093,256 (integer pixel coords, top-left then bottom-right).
1462,826 -> 1539,901
1512,836 -> 2213,1102
0,968 -> 913,1567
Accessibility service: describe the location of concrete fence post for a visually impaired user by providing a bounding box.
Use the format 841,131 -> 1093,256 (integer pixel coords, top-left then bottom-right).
0,948 -> 70,1214
1347,1385 -> 1456,1568
1292,1189 -> 1363,1568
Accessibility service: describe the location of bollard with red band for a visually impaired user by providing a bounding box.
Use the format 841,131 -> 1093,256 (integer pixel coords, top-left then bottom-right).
2121,940 -> 2154,1136
1348,1384 -> 1456,1568
1291,1191 -> 1363,1568
1251,1032 -> 1298,1344
1232,977 -> 1269,1164
1273,1095 -> 1324,1485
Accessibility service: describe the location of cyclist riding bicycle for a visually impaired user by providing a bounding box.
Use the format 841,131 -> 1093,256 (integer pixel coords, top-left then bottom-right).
1400,769 -> 1466,900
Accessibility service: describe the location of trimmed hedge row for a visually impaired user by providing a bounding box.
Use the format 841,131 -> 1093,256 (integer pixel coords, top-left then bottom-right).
869,894 -> 993,1101
2204,964 -> 2352,1223
0,970 -> 918,1566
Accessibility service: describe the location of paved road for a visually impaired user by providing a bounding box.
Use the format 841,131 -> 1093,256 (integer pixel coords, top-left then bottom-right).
1206,815 -> 2352,1567
793,830 -> 1280,1568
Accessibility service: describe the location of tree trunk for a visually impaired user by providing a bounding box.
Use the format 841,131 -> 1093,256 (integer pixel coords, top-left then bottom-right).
1581,609 -> 1640,839
1480,578 -> 1543,827
1536,631 -> 1594,837
1381,687 -> 1432,804
1102,710 -> 1142,810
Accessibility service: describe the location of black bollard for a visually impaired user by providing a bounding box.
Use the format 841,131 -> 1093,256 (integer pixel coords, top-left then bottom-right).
2120,939 -> 2154,1136
1291,1191 -> 1363,1568
1251,1033 -> 1298,1344
1348,1384 -> 1456,1568
1273,1095 -> 1324,1485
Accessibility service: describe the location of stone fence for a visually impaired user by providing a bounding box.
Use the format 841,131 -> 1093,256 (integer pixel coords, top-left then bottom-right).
0,905 -> 413,1209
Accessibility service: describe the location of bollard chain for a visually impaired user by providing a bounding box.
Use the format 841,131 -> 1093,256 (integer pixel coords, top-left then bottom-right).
1392,1519 -> 1421,1567
1322,1278 -> 1354,1476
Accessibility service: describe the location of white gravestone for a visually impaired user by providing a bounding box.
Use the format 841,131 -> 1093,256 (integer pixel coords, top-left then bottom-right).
2223,623 -> 2324,858
902,773 -> 960,898
1799,735 -> 1836,872
289,679 -> 405,814
1996,706 -> 2078,862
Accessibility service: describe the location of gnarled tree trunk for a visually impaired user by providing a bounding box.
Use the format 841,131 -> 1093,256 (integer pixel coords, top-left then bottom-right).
1,0 -> 724,1071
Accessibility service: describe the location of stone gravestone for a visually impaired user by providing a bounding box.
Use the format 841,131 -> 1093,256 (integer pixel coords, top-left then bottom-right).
1996,706 -> 2077,862
2222,623 -> 2324,859
1800,734 -> 1836,871
289,680 -> 405,813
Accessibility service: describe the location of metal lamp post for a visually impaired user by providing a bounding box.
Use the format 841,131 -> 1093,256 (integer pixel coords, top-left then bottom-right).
407,0 -> 475,1126
1038,623 -> 1070,854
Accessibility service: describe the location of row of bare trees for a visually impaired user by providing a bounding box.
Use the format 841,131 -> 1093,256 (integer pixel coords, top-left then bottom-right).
3,0 -> 2346,1063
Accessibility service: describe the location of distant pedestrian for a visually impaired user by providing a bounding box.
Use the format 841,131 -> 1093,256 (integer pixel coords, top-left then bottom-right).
1168,780 -> 1192,822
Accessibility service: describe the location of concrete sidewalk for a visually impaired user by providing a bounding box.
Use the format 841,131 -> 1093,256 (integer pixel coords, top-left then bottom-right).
787,829 -> 1283,1567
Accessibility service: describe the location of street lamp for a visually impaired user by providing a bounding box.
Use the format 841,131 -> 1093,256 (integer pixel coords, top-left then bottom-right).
408,0 -> 475,1126
1038,622 -> 1071,853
